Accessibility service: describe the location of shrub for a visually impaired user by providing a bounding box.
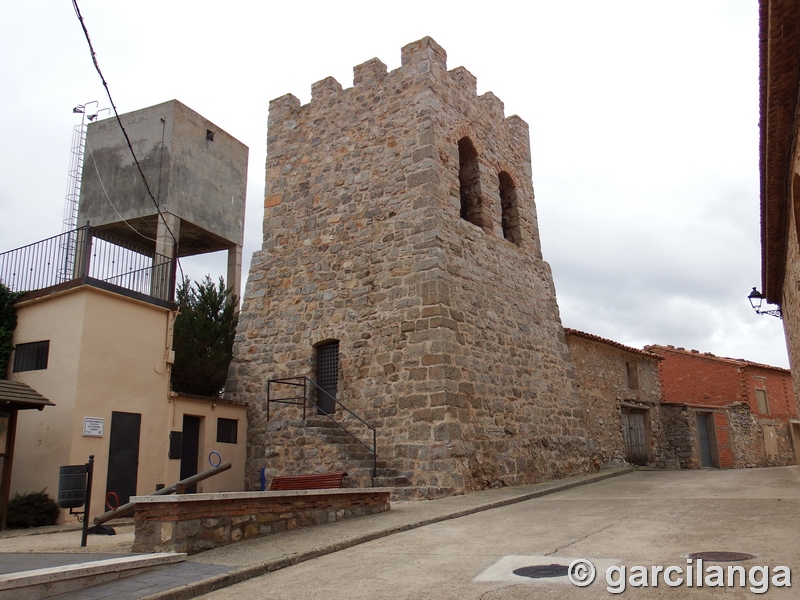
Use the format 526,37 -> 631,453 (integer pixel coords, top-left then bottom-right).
6,490 -> 60,529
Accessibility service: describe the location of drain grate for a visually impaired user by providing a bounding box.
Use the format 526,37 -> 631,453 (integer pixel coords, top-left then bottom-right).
513,564 -> 570,579
689,552 -> 756,562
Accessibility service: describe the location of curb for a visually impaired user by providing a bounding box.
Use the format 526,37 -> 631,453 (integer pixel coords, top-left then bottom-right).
141,468 -> 633,600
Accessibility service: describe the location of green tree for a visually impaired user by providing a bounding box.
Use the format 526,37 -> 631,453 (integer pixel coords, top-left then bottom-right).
0,283 -> 23,379
171,276 -> 238,397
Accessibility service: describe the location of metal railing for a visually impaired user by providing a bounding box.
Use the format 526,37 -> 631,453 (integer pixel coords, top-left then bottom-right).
267,376 -> 377,483
0,225 -> 176,302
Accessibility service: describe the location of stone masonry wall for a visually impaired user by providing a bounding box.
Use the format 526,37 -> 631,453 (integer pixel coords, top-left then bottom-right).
227,37 -> 596,499
565,330 -> 665,468
660,405 -> 697,469
132,490 -> 389,554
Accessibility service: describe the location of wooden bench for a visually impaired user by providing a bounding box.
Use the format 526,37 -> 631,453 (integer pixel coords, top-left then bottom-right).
268,472 -> 348,491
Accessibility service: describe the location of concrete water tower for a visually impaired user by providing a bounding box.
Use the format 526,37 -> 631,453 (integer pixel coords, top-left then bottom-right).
77,100 -> 248,297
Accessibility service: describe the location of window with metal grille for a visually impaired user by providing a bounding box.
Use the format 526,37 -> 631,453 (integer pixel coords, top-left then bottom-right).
755,388 -> 770,414
216,418 -> 238,444
316,341 -> 339,414
12,340 -> 50,372
317,342 -> 339,390
626,360 -> 639,390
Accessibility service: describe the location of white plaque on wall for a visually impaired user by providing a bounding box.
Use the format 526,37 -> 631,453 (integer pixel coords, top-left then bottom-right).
83,417 -> 104,437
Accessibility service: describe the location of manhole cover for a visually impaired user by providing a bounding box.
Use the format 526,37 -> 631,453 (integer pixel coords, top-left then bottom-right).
689,552 -> 756,562
513,564 -> 570,579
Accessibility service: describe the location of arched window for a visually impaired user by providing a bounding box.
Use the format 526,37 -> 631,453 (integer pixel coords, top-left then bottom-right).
499,171 -> 521,245
458,138 -> 490,232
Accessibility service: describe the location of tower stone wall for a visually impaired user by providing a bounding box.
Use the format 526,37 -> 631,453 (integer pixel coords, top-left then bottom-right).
227,37 -> 596,498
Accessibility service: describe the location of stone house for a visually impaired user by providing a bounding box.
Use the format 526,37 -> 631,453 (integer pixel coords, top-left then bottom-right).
564,329 -> 667,468
759,0 -> 800,424
646,345 -> 799,468
227,37 -> 596,499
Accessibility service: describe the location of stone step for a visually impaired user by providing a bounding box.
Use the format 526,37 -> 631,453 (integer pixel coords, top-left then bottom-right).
373,475 -> 412,487
0,553 -> 185,599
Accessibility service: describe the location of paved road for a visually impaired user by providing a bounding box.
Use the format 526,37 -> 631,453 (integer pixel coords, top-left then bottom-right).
197,467 -> 800,599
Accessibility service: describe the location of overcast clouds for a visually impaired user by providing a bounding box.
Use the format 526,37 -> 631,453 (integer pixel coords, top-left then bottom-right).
0,1 -> 789,367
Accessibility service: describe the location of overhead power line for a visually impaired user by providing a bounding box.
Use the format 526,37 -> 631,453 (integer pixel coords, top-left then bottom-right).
71,0 -> 177,247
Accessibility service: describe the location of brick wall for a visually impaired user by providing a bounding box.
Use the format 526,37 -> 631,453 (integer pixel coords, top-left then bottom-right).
132,490 -> 390,554
648,346 -> 796,468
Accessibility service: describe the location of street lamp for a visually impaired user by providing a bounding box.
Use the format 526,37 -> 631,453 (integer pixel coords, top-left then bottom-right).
748,288 -> 782,318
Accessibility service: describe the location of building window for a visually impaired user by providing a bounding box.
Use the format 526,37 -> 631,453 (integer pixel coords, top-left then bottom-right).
316,340 -> 340,414
216,418 -> 238,444
755,388 -> 770,414
498,171 -> 521,245
458,137 -> 490,232
12,340 -> 50,372
626,360 -> 639,390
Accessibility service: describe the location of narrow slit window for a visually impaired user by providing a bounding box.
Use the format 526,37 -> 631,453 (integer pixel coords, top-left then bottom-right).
626,360 -> 639,390
499,171 -> 521,244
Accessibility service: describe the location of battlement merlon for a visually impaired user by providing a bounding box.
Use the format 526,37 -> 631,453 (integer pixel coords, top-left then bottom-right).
354,58 -> 388,87
266,37 -> 523,125
401,36 -> 448,74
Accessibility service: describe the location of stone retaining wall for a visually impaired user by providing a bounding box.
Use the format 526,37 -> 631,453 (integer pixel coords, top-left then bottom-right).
131,489 -> 390,555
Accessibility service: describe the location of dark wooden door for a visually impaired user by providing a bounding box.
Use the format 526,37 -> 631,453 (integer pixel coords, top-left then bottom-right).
180,415 -> 201,493
623,411 -> 648,466
696,413 -> 714,467
106,411 -> 141,506
317,342 -> 339,414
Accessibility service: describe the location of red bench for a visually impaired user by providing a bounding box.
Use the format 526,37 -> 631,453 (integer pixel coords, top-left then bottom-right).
268,471 -> 348,491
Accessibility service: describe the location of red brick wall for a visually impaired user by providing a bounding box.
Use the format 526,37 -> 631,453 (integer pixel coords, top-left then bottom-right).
713,412 -> 734,468
652,348 -> 797,420
655,350 -> 744,407
742,365 -> 797,420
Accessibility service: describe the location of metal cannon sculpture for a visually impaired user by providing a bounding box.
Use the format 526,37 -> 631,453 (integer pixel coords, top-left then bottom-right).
93,462 -> 231,525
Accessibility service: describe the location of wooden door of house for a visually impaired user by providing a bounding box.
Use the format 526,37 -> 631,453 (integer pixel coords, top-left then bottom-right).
622,410 -> 648,466
696,413 -> 715,467
106,411 -> 141,506
180,415 -> 201,493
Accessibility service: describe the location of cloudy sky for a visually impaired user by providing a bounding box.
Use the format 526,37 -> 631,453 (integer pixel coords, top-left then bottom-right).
0,0 -> 789,368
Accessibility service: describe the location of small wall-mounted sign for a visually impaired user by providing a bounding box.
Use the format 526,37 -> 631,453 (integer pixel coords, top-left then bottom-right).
83,417 -> 104,437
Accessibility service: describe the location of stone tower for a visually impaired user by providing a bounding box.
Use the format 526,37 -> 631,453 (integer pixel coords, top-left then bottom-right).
227,37 -> 595,498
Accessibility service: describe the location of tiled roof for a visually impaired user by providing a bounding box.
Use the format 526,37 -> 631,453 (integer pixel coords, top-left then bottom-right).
0,380 -> 55,409
564,328 -> 662,359
645,344 -> 791,374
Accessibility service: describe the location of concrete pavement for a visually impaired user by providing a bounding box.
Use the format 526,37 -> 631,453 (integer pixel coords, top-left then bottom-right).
195,466 -> 800,600
0,468 -> 631,599
2,466 -> 800,599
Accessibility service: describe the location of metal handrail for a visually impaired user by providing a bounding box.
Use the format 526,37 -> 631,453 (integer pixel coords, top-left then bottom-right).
0,225 -> 176,302
267,376 -> 377,483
